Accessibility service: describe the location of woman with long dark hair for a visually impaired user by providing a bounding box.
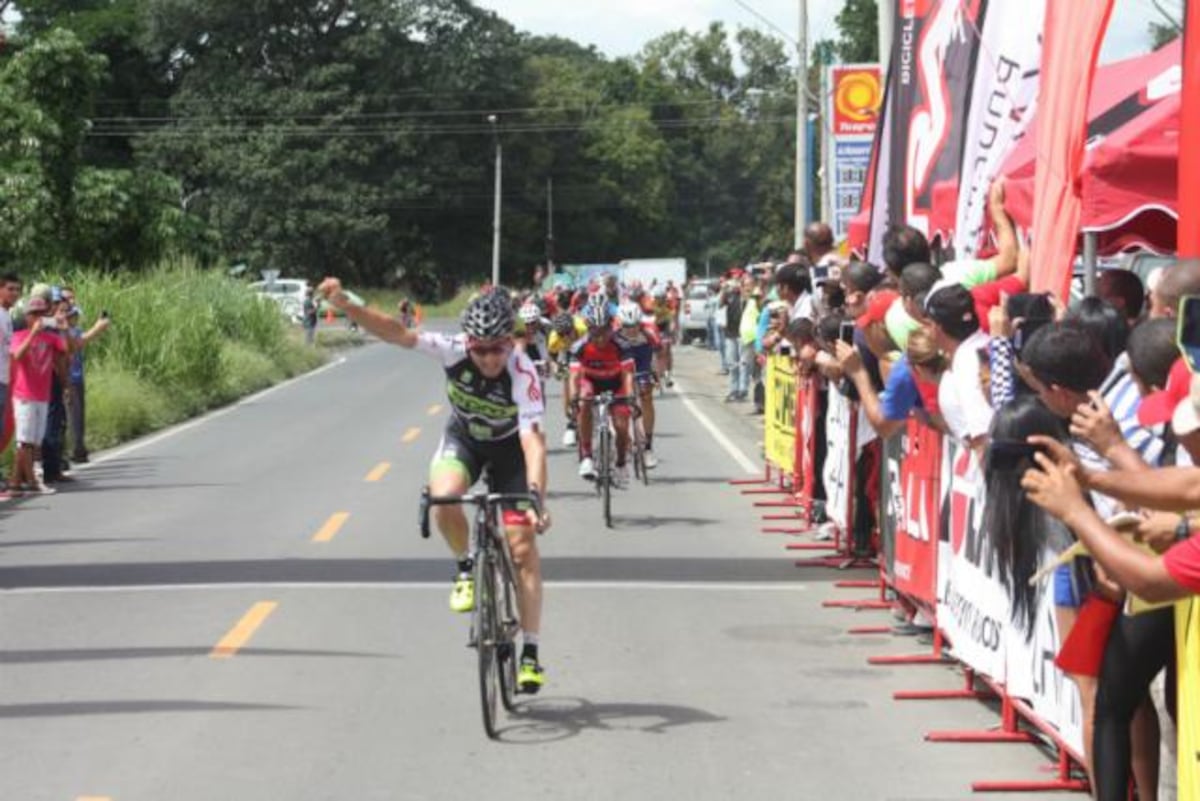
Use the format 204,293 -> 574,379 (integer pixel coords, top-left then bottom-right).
982,395 -> 1103,787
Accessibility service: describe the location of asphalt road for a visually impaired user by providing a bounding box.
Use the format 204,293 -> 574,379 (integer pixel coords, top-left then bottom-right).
0,339 -> 1069,801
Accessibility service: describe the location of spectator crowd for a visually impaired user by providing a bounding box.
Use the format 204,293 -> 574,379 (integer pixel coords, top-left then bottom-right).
705,181 -> 1200,800
0,276 -> 110,499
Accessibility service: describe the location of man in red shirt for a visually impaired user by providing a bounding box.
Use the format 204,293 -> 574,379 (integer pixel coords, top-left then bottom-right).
9,297 -> 67,496
569,303 -> 635,482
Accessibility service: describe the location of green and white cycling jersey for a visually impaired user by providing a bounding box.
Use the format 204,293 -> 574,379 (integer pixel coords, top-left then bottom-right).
415,332 -> 545,442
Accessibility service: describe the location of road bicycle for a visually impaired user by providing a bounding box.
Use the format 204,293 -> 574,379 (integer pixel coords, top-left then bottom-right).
419,487 -> 543,739
585,393 -> 640,527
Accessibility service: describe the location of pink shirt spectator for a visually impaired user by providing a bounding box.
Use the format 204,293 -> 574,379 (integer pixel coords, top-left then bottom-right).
10,329 -> 65,402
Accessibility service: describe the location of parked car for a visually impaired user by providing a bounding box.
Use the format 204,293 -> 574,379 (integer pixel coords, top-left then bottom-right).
249,278 -> 308,323
680,284 -> 715,344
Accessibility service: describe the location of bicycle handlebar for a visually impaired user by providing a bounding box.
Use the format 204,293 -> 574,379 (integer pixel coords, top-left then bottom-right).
419,487 -> 544,539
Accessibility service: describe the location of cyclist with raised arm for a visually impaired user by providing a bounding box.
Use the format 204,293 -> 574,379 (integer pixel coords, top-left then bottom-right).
570,303 -> 635,483
318,279 -> 550,693
614,301 -> 661,469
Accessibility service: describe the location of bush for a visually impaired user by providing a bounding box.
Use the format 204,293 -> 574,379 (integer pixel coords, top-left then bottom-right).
84,365 -> 177,451
24,258 -> 331,453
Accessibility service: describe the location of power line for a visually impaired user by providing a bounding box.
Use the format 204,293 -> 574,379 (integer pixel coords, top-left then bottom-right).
88,97 -> 734,124
86,115 -> 797,138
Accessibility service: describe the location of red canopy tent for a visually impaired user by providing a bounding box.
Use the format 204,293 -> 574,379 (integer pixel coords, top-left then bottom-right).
1000,40 -> 1181,255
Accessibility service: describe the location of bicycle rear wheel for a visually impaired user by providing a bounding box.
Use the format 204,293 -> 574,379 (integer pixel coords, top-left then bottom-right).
475,554 -> 501,739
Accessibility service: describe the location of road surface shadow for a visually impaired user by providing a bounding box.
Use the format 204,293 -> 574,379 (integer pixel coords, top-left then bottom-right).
0,537 -> 152,550
640,475 -> 741,486
0,645 -> 393,664
497,696 -> 724,744
0,557 -> 806,589
0,700 -> 298,719
610,515 -> 719,529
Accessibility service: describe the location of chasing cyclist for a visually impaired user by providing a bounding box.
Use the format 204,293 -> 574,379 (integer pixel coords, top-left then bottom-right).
570,303 -> 635,483
614,301 -> 660,469
317,279 -> 550,693
548,311 -> 586,447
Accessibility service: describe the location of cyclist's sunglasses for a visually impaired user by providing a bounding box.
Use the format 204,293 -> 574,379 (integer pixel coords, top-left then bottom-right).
468,339 -> 510,357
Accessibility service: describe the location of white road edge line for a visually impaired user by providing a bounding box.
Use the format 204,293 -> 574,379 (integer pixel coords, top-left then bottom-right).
670,378 -> 760,475
72,356 -> 349,470
1,581 -> 808,595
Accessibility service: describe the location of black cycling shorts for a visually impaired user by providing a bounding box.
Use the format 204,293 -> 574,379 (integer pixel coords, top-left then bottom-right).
430,418 -> 529,508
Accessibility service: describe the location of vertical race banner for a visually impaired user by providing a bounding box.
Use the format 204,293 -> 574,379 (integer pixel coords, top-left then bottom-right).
952,0 -> 1045,257
1027,0 -> 1116,298
867,0 -> 988,256
827,64 -> 883,242
890,420 -> 942,608
823,389 -> 855,534
936,439 -> 1009,681
1004,552 -> 1085,757
763,355 -> 797,477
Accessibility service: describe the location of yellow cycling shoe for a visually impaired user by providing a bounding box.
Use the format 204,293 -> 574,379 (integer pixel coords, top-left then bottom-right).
518,657 -> 546,694
449,574 -> 475,613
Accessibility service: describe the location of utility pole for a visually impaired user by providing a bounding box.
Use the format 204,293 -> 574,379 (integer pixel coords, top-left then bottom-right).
877,0 -> 894,66
794,0 -> 808,250
488,114 -> 502,287
545,176 -> 555,274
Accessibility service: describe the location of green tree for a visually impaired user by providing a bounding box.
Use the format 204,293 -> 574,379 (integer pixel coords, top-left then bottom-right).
4,28 -> 106,262
834,0 -> 879,62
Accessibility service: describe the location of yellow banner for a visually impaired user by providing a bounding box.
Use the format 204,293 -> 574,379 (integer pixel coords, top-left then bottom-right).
1179,597 -> 1199,800
764,354 -> 797,475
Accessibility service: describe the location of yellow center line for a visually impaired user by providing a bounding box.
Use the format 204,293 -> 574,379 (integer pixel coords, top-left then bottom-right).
210,602 -> 278,659
311,512 -> 351,543
364,462 -> 391,482
402,427 -> 422,443
427,404 -> 443,416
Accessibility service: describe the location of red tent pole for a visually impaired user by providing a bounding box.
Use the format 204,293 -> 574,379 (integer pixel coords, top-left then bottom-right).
1181,1 -> 1200,257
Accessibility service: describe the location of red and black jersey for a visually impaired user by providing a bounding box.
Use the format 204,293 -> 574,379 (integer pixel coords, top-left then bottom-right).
568,335 -> 633,383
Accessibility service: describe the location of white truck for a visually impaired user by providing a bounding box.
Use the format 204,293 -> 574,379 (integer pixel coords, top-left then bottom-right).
618,258 -> 687,291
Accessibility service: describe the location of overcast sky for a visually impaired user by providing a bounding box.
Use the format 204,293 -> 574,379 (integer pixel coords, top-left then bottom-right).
475,0 -> 1162,65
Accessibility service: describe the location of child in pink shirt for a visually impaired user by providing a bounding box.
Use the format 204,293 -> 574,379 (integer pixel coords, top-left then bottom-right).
10,296 -> 67,495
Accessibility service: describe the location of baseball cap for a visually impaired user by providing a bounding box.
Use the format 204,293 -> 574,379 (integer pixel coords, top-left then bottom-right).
1137,358 -> 1191,427
856,289 -> 899,329
1171,373 -> 1200,436
28,283 -> 52,302
924,282 -> 979,330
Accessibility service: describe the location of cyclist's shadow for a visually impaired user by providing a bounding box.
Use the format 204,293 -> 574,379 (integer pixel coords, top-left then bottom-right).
496,696 -> 725,744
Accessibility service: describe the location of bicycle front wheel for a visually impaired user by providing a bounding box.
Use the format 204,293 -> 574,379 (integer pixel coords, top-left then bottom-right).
475,554 -> 501,739
599,427 -> 613,528
495,553 -> 520,712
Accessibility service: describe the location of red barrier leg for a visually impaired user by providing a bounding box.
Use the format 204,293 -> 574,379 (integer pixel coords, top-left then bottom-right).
848,626 -> 892,635
822,598 -> 892,610
893,668 -> 992,701
793,555 -> 852,568
834,580 -> 878,589
925,691 -> 1036,744
869,627 -> 951,666
754,499 -> 803,508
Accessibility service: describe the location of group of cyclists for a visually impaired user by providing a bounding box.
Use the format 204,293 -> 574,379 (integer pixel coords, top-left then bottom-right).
316,272 -> 682,697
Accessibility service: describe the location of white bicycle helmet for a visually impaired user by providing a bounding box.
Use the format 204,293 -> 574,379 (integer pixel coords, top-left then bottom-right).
519,302 -> 541,325
617,301 -> 642,328
583,301 -> 612,330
